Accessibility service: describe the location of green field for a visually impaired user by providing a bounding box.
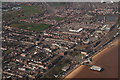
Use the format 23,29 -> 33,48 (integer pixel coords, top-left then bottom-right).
3,4 -> 52,31
29,24 -> 52,31
3,5 -> 41,21
44,58 -> 71,78
52,16 -> 64,21
10,22 -> 52,31
20,5 -> 41,16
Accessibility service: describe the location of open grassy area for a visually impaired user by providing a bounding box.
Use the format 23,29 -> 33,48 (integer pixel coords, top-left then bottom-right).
44,58 -> 71,78
52,16 -> 64,21
20,5 -> 41,16
10,22 -> 33,29
29,24 -> 52,31
69,52 -> 84,57
10,21 -> 52,31
3,4 -> 42,20
3,4 -> 52,31
3,49 -> 13,54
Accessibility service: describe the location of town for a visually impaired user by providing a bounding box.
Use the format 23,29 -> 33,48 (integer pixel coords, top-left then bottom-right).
2,2 -> 120,79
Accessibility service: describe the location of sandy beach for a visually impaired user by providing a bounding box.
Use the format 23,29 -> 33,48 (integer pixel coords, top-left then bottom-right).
65,38 -> 119,78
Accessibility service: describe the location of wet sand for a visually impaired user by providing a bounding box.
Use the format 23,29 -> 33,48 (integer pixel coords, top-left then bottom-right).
65,38 -> 119,78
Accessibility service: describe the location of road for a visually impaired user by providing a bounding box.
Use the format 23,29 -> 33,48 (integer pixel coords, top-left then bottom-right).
65,37 -> 119,78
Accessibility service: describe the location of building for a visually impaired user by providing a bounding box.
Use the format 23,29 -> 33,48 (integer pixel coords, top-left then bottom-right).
90,65 -> 103,72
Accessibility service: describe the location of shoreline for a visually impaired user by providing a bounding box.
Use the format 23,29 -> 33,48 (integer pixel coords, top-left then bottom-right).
65,37 -> 119,78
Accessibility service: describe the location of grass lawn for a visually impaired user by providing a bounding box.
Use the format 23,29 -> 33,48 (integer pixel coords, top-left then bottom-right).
29,24 -> 52,31
3,49 -> 13,54
3,4 -> 51,31
3,4 -> 49,31
44,58 -> 71,78
20,5 -> 41,16
52,16 -> 64,21
3,4 -> 42,21
10,22 -> 32,29
10,21 -> 52,31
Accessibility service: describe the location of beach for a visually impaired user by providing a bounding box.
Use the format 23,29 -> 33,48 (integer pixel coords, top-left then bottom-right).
65,38 -> 119,78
